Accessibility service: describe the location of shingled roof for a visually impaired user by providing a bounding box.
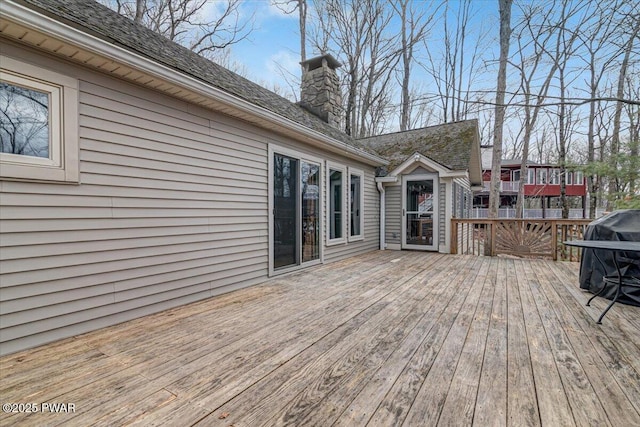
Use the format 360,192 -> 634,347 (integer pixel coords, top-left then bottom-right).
8,0 -> 481,176
356,120 -> 481,175
15,0 -> 351,144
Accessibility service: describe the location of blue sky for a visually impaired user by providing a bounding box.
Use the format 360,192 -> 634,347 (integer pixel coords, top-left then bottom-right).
224,0 -> 502,106
225,1 -> 303,95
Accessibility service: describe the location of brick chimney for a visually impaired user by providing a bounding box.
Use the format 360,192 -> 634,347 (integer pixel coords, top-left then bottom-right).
299,54 -> 342,129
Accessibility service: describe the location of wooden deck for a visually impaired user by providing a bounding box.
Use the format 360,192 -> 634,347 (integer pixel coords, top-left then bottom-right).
1,252 -> 639,426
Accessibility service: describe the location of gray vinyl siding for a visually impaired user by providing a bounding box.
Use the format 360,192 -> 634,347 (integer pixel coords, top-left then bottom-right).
452,180 -> 472,219
439,182 -> 446,247
385,185 -> 401,245
0,45 -> 379,355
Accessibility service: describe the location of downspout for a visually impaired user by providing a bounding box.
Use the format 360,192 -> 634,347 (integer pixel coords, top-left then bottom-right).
377,181 -> 385,250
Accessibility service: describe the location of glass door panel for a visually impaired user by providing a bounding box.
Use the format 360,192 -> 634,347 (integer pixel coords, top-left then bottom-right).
403,178 -> 437,250
302,162 -> 320,262
273,154 -> 299,269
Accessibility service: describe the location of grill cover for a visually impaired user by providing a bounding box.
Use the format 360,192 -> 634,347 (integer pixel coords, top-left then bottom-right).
579,209 -> 640,306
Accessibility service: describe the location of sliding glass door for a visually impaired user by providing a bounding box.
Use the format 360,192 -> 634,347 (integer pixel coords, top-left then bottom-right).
273,152 -> 320,271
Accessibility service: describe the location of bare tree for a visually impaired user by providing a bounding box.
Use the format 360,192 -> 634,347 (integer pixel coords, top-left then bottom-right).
390,0 -> 439,131
421,0 -> 490,126
135,0 -> 144,22
488,0 -> 512,219
575,0 -> 622,217
358,4 -> 402,136
99,0 -> 255,59
549,1 -> 590,218
273,0 -> 308,66
608,11 -> 640,201
625,71 -> 640,195
511,1 -> 560,218
312,0 -> 400,136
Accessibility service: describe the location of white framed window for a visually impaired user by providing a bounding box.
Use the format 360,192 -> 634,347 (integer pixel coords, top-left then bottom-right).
566,171 -> 573,185
574,171 -> 584,185
527,168 -> 535,184
326,162 -> 346,245
0,55 -> 78,183
537,168 -> 547,184
348,167 -> 364,242
512,169 -> 521,182
550,169 -> 560,185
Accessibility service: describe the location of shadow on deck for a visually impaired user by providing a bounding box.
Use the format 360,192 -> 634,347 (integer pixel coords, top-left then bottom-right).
1,251 -> 639,426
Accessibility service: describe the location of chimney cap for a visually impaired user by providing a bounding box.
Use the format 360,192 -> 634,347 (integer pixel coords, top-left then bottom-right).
300,53 -> 342,71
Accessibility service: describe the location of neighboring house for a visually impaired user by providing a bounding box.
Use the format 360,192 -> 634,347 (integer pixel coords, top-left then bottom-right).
0,0 -> 481,355
473,157 -> 588,218
358,121 -> 483,252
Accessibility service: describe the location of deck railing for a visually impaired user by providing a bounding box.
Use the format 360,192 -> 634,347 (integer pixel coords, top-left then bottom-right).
451,218 -> 592,261
471,207 -> 588,219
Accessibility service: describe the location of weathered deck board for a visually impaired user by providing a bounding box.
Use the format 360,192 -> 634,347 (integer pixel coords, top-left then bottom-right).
1,252 -> 639,427
505,259 -> 540,427
473,258 -> 508,427
514,260 -> 575,427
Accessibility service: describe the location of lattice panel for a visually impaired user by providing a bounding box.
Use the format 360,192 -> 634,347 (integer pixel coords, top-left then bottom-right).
494,220 -> 553,257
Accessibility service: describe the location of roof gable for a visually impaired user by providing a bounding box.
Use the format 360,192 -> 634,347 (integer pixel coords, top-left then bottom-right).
388,153 -> 469,178
356,120 -> 482,184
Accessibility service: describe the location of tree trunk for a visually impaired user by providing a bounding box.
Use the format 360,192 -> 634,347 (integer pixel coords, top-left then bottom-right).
299,0 -> 306,64
134,0 -> 144,23
609,16 -> 640,202
488,0 -> 512,219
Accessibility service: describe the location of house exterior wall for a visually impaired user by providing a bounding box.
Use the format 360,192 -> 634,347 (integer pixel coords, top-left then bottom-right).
0,43 -> 379,355
452,180 -> 472,219
384,184 -> 402,247
479,165 -> 587,197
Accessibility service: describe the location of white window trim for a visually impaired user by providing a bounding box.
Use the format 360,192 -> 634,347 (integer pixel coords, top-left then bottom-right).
527,169 -> 535,184
348,167 -> 365,242
537,168 -> 547,184
268,144 -> 324,277
326,161 -> 347,246
574,171 -> 584,185
0,55 -> 79,183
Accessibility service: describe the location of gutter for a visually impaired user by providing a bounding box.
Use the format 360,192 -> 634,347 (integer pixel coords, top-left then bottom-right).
377,181 -> 385,250
2,0 -> 387,167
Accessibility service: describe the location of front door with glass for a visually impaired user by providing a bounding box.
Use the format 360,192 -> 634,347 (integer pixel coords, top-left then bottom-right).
402,175 -> 438,251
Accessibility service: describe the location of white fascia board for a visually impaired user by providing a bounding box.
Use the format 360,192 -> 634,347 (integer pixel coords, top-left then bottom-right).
440,171 -> 469,179
2,0 -> 386,167
388,152 -> 467,178
375,176 -> 398,183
